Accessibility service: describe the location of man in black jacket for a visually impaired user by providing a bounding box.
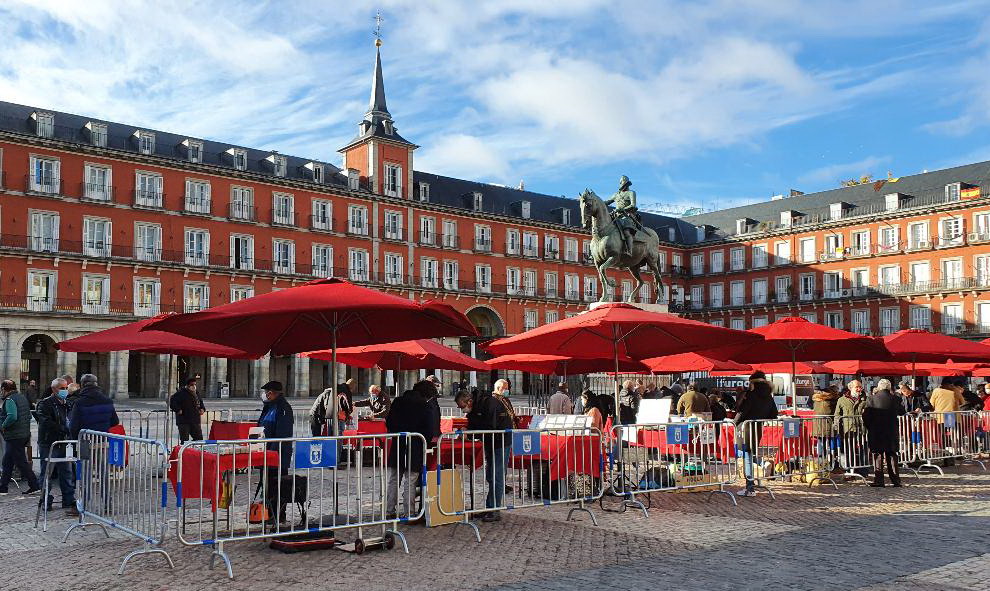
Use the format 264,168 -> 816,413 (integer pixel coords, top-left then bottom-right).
384,387 -> 437,518
68,374 -> 119,439
170,378 -> 206,441
456,388 -> 512,522
36,378 -> 77,514
734,371 -> 778,498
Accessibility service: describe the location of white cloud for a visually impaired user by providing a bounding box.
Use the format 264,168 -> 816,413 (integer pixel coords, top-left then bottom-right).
798,155 -> 893,185
417,133 -> 509,179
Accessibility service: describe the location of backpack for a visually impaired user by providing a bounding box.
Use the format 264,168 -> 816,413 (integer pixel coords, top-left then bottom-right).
265,474 -> 309,525
639,466 -> 674,490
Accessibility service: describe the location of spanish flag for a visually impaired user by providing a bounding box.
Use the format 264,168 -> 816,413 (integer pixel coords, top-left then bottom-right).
962,186 -> 981,200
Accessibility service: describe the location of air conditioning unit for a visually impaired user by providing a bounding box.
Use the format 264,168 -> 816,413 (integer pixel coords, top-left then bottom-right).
916,240 -> 931,250
841,289 -> 851,297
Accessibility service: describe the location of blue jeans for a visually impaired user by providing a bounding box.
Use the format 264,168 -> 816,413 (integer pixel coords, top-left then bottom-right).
39,443 -> 75,507
484,446 -> 511,509
740,446 -> 755,490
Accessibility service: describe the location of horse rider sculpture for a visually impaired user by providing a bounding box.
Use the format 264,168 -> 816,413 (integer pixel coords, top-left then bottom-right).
605,175 -> 644,257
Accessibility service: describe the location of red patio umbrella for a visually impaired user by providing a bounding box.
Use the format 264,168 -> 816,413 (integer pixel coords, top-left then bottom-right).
883,329 -> 990,363
642,352 -> 751,374
912,363 -> 972,377
709,360 -> 828,377
303,339 -> 489,391
57,314 -> 257,358
705,317 -> 891,411
485,354 -> 651,376
146,279 -> 477,434
823,360 -> 914,376
484,303 -> 761,414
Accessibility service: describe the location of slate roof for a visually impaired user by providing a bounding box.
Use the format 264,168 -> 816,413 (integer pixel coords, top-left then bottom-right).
0,100 -> 348,188
683,160 -> 990,243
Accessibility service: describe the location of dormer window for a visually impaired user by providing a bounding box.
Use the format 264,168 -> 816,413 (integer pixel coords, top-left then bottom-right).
829,202 -> 849,220
311,162 -> 324,183
736,219 -> 747,234
347,168 -> 360,190
33,112 -> 54,138
418,182 -> 430,203
946,183 -> 961,202
135,131 -> 155,155
695,226 -> 705,242
269,153 -> 287,177
520,201 -> 531,219
884,193 -> 900,212
183,139 -> 203,163
228,148 -> 247,171
86,122 -> 107,147
780,211 -> 793,227
473,191 -> 483,212
383,120 -> 394,135
668,227 -> 675,242
561,209 -> 571,225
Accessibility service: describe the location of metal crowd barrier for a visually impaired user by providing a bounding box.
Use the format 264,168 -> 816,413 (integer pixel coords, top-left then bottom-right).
116,409 -> 145,440
910,411 -> 986,474
603,421 -> 738,513
174,433 -> 427,578
731,417 -> 839,496
836,416 -> 872,481
63,429 -> 175,575
434,427 -> 603,541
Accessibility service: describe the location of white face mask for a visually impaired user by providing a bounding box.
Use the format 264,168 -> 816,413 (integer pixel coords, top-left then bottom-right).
260,391 -> 269,402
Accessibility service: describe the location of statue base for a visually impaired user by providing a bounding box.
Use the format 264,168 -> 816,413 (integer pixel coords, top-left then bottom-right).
588,301 -> 669,314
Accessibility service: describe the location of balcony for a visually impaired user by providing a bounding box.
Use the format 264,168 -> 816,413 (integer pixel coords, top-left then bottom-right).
565,289 -> 580,301
774,291 -> 792,304
25,174 -> 62,196
544,249 -> 559,261
905,240 -> 932,252
271,210 -> 297,227
417,231 -> 437,247
132,188 -> 164,209
228,202 -> 257,222
872,241 -> 904,255
184,251 -> 209,267
305,215 -> 332,233
968,231 -> 990,244
936,236 -> 965,249
442,234 -> 460,249
348,269 -> 370,282
183,195 -> 211,215
582,253 -> 595,266
347,222 -> 370,237
583,291 -> 598,302
80,182 -> 115,203
817,250 -> 845,262
474,239 -> 492,253
383,272 -> 405,286
847,246 -> 871,258
82,299 -> 109,315
505,242 -> 520,257
522,246 -> 539,258
381,226 -> 405,242
82,241 -> 112,258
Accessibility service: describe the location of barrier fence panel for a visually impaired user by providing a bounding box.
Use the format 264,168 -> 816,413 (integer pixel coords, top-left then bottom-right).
836,416 -> 872,482
143,409 -> 177,449
435,427 -> 603,541
116,409 -> 145,441
912,411 -> 986,474
603,421 -> 738,513
174,433 -> 427,578
63,429 -> 175,575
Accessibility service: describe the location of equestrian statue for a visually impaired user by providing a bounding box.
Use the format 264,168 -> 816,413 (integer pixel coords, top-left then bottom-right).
579,176 -> 664,304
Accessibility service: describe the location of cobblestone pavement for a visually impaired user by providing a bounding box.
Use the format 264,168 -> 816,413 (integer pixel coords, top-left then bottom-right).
2,462 -> 989,591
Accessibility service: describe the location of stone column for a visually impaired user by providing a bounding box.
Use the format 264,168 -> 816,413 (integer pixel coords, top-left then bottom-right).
158,354 -> 173,399
293,355 -> 310,397
58,350 -> 78,384
253,354 -> 271,392
209,357 -> 228,399
110,350 -> 129,400
0,329 -> 22,384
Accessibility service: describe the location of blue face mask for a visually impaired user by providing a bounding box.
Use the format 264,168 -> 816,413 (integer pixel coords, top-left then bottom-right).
57,389 -> 69,399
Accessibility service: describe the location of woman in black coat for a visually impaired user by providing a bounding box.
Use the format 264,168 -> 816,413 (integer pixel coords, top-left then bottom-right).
862,379 -> 905,487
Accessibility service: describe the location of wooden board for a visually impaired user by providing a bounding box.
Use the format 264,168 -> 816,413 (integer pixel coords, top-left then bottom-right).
425,469 -> 464,527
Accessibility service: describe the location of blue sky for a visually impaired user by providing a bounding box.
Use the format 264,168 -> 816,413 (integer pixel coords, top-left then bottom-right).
2,1 -> 990,212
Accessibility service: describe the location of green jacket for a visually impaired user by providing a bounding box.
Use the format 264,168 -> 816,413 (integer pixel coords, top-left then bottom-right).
833,395 -> 867,433
0,391 -> 32,441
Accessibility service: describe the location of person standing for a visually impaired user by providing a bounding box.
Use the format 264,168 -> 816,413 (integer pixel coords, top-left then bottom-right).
338,379 -> 355,434
384,388 -> 433,518
834,379 -> 869,475
618,379 -> 641,424
258,381 -> 294,471
68,374 -> 119,438
734,372 -> 777,497
899,382 -> 932,414
35,379 -> 77,514
492,378 -> 519,428
354,384 -> 391,419
169,378 -> 206,442
862,379 -> 905,487
456,387 -> 512,522
25,380 -> 39,410
547,383 -> 573,415
0,379 -> 41,494
811,386 -> 840,457
676,382 -> 710,417
930,377 -> 964,417
582,391 -> 603,430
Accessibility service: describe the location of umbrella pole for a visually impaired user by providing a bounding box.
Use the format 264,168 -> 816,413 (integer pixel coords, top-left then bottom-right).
330,321 -> 339,437
791,350 -> 797,414
613,327 -> 621,425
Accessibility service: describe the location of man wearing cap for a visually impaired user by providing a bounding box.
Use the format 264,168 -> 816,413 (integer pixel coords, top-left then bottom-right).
170,377 -> 206,442
258,381 -> 294,470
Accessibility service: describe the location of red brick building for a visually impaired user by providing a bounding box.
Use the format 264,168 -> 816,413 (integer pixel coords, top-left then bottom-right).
0,46 -> 987,398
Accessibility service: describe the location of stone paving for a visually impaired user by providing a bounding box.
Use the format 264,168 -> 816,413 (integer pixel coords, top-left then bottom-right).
2,460 -> 989,591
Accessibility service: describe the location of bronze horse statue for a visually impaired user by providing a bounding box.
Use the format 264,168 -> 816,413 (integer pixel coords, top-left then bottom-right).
579,189 -> 664,304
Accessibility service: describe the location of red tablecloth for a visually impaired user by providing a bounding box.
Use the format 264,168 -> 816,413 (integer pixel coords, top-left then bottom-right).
168,445 -> 280,511
208,420 -> 257,440
717,422 -> 814,463
431,439 -> 484,470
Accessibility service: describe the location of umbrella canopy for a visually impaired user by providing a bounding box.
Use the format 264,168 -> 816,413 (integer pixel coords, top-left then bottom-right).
824,360 -> 914,376
303,339 -> 489,372
145,279 -> 477,356
748,361 -> 832,374
882,329 -> 990,363
705,317 -> 891,364
485,354 -> 651,376
912,363 -> 972,377
147,279 -> 477,435
57,314 -> 257,358
642,352 -> 751,374
485,303 -> 761,360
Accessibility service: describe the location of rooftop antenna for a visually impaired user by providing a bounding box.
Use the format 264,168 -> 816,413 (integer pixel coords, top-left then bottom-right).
374,10 -> 383,47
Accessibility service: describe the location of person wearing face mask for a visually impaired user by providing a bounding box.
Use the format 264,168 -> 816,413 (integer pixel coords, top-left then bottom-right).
35,378 -> 77,514
169,378 -> 206,442
834,379 -> 869,476
257,381 -> 294,472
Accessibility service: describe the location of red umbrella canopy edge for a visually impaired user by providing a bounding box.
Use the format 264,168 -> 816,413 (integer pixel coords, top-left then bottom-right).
642,352 -> 751,373
882,329 -> 990,363
485,353 -> 651,375
302,339 -> 490,372
143,279 -> 477,356
703,316 -> 891,363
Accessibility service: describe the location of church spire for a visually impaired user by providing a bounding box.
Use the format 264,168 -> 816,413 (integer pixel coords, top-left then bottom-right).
366,44 -> 391,124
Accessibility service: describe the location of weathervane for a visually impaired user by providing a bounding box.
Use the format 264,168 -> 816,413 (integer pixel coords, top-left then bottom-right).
374,10 -> 383,47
